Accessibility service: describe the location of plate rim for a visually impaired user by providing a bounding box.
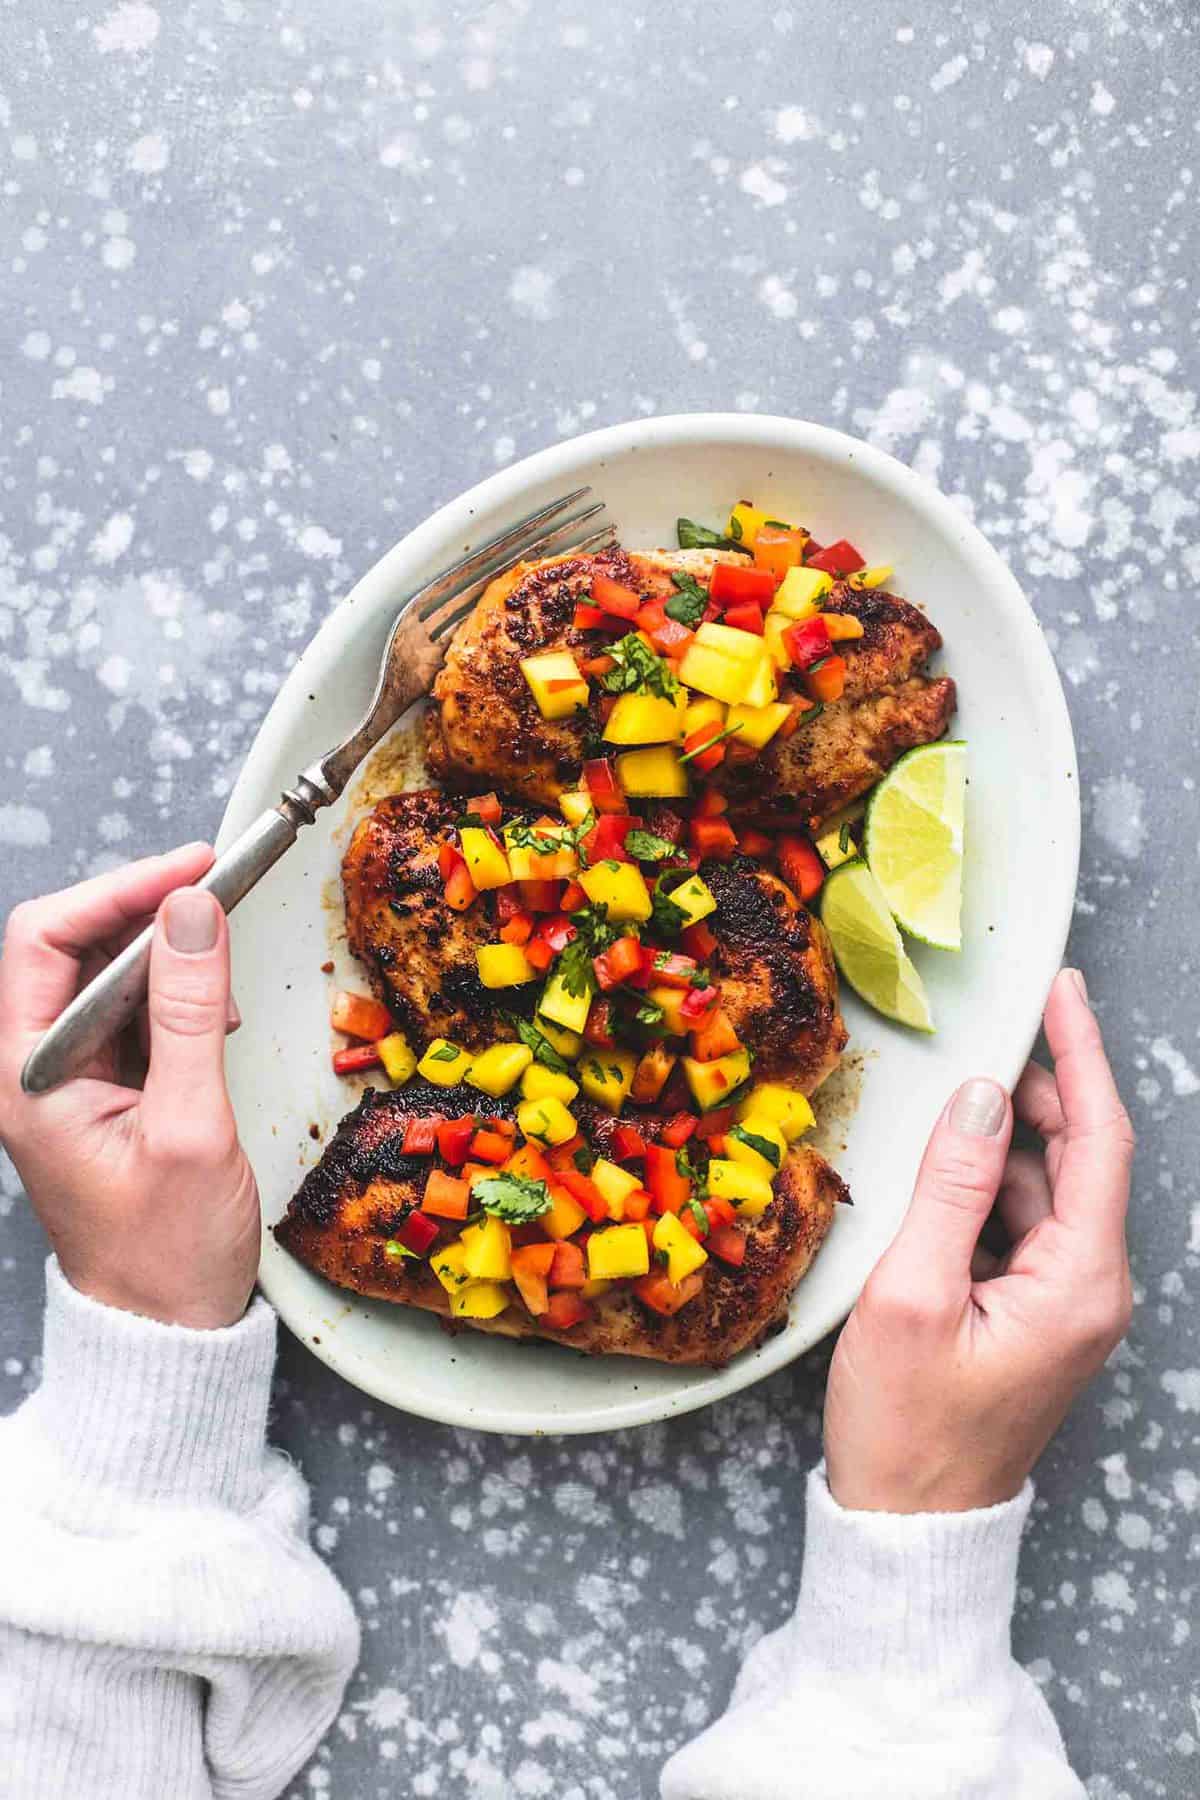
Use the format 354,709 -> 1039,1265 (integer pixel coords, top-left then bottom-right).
219,411 -> 1080,1435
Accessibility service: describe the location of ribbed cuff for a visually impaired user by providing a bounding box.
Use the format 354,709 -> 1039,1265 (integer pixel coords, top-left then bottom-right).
23,1258 -> 278,1520
793,1466 -> 1032,1700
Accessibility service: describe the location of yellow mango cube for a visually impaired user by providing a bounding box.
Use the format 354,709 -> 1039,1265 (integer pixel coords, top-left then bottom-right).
603,690 -> 686,745
646,985 -> 690,1036
736,1082 -> 815,1142
577,1048 -> 637,1112
542,1186 -> 587,1240
614,746 -> 689,798
587,1223 -> 651,1281
376,1031 -> 417,1086
503,824 -> 579,881
581,1277 -> 614,1300
450,1281 -> 511,1320
461,1215 -> 513,1282
762,612 -> 794,671
707,1158 -> 776,1217
466,1042 -> 532,1098
774,566 -> 833,615
517,1095 -> 578,1146
458,826 -> 512,890
726,1115 -> 788,1177
418,1038 -> 474,1087
579,860 -> 652,922
740,654 -> 778,710
432,1241 -> 470,1294
534,1014 -> 583,1058
652,1212 -> 709,1284
727,700 -> 792,750
676,642 -> 750,707
728,501 -> 770,548
695,620 -> 766,664
476,943 -> 538,989
520,1062 -> 579,1105
520,649 -> 589,720
849,564 -> 893,590
591,1157 -> 642,1220
664,873 -> 717,927
559,788 -> 593,826
538,969 -> 592,1036
683,1047 -> 752,1111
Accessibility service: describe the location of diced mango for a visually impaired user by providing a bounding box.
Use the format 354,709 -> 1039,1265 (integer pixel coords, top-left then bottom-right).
432,1242 -> 470,1294
728,501 -> 769,548
762,612 -> 794,671
707,1158 -> 776,1217
466,1042 -> 532,1097
517,1095 -> 578,1146
816,824 -> 855,869
664,873 -> 717,927
538,969 -> 592,1036
614,746 -> 689,798
418,1038 -> 474,1087
559,788 -> 593,826
579,859 -> 652,922
534,1013 -> 583,1058
684,695 -> 726,736
577,1048 -> 637,1112
736,1082 -> 816,1142
631,1042 -> 677,1105
450,1280 -> 511,1319
591,1157 -> 642,1220
695,621 -> 767,664
587,1223 -> 651,1281
520,649 -> 589,720
476,943 -> 538,989
821,612 -> 865,642
542,1185 -> 587,1239
581,1277 -> 614,1300
653,1211 -> 709,1284
520,1062 -> 580,1105
603,690 -> 686,745
740,655 -> 778,710
677,642 -> 749,707
727,700 -> 792,750
461,1215 -> 513,1282
458,826 -> 512,890
774,566 -> 833,615
850,564 -> 893,590
646,985 -> 690,1036
503,824 -> 579,881
376,1030 -> 417,1086
726,1115 -> 788,1178
683,1046 -> 752,1111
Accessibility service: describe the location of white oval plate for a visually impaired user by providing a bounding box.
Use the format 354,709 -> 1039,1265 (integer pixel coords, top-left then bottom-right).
220,414 -> 1078,1436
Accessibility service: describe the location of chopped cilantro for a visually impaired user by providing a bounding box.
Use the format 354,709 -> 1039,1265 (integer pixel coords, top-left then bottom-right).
635,997 -> 665,1029
649,884 -> 688,940
665,570 -> 709,627
557,903 -> 619,997
473,1172 -> 553,1224
796,701 -> 825,729
838,819 -> 852,854
730,1124 -> 782,1169
685,1195 -> 710,1236
625,828 -> 679,863
572,1141 -> 595,1174
505,819 -> 561,855
505,1014 -> 569,1074
679,721 -> 741,765
676,516 -> 752,556
429,1043 -> 461,1063
601,634 -> 679,700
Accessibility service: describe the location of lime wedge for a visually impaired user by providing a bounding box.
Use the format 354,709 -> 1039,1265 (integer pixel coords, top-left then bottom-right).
864,742 -> 966,951
820,859 -> 934,1032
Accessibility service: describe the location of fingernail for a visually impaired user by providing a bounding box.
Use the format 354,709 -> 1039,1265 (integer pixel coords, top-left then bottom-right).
226,994 -> 242,1032
950,1078 -> 1007,1138
1066,966 -> 1089,1006
163,889 -> 219,954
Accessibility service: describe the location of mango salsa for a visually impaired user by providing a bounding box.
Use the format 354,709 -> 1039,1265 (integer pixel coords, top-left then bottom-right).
676,642 -> 748,707
591,1157 -> 642,1219
739,655 -> 779,710
520,1062 -> 580,1105
432,1241 -> 470,1293
534,1013 -> 583,1058
559,788 -> 593,826
538,968 -> 592,1036
664,873 -> 717,927
458,826 -> 512,890
503,824 -> 578,881
707,1158 -> 775,1217
466,1042 -> 532,1097
587,1223 -> 651,1281
614,746 -> 689,798
418,1038 -> 474,1087
773,566 -> 832,616
376,1030 -> 417,1086
516,1095 -> 578,1146
579,860 -> 652,922
603,691 -> 686,745
683,1046 -> 752,1111
542,1185 -> 588,1239
520,649 -> 589,720
461,1215 -> 513,1282
726,1115 -> 788,1178
476,943 -> 538,988
652,1211 -> 709,1284
578,1048 -> 637,1112
450,1280 -> 511,1319
727,700 -> 792,750
736,1081 -> 816,1141
728,500 -> 769,548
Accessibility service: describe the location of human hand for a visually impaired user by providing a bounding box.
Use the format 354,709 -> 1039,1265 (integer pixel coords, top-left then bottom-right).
0,846 -> 260,1329
824,968 -> 1134,1513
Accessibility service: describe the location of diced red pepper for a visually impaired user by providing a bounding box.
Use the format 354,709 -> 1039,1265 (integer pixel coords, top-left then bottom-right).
778,835 -> 826,904
330,990 -> 393,1041
584,999 -> 615,1047
611,1122 -> 648,1161
421,1170 -> 472,1220
634,600 -> 669,633
597,693 -> 618,725
782,615 -> 832,671
591,572 -> 643,619
560,879 -> 587,912
580,654 -> 616,677
681,724 -> 728,774
436,1117 -> 476,1167
659,1111 -> 698,1148
583,757 -> 626,814
531,914 -> 577,957
582,811 -> 640,863
524,936 -> 555,973
805,538 -> 865,576
738,828 -> 774,859
593,934 -> 644,991
704,1196 -> 737,1229
678,1206 -> 706,1242
519,878 -> 563,913
396,1210 -> 440,1257
438,841 -> 461,882
548,1241 -> 586,1290
641,949 -> 699,989
543,1291 -> 590,1331
470,1128 -> 512,1165
709,562 -> 777,608
680,983 -> 720,1025
559,1168 -> 608,1222
707,1224 -> 748,1266
723,601 -> 765,636
573,601 -> 607,631
403,1116 -> 442,1155
493,885 -> 526,922
499,911 -> 534,946
468,792 -> 503,826
689,817 -> 738,861
332,1042 -> 383,1076
624,1188 -> 653,1222
681,921 -> 718,961
633,1270 -> 704,1316
689,1007 -> 740,1062
774,695 -> 819,740
648,618 -> 696,656
694,1105 -> 736,1140
645,1143 -> 691,1215
693,786 -> 728,818
510,1242 -> 556,1316
804,654 -> 847,704
445,861 -> 479,912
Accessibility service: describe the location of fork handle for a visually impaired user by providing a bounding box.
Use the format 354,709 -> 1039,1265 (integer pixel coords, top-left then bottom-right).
20,800 -> 309,1095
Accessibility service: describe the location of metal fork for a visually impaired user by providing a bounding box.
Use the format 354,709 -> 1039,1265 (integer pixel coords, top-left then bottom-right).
21,487 -> 615,1094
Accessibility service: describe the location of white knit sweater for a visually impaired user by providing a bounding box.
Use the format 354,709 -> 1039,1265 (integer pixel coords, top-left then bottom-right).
0,1262 -> 1083,1799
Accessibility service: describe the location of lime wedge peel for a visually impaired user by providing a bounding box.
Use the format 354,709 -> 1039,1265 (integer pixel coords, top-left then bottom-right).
819,858 -> 935,1034
864,742 -> 966,952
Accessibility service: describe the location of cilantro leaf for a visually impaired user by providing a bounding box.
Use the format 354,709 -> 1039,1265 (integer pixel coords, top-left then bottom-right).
625,828 -> 680,863
679,721 -> 741,765
473,1172 -> 553,1224
429,1043 -> 461,1063
666,571 -> 709,627
635,997 -> 665,1029
505,1014 -> 569,1074
649,884 -> 688,940
601,634 -> 680,700
685,1194 -> 710,1236
676,517 -> 752,556
730,1124 -> 781,1168
556,903 -> 618,997
505,818 -> 562,856
838,819 -> 852,854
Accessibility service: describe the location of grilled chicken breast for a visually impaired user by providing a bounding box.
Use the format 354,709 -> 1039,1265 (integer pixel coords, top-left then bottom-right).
426,548 -> 954,827
341,792 -> 845,1092
275,1080 -> 847,1366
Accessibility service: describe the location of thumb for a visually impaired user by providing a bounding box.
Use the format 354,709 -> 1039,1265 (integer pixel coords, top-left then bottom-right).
143,889 -> 233,1119
886,1078 -> 1013,1301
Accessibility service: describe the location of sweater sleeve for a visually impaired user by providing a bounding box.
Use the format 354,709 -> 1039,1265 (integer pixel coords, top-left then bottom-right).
0,1259 -> 360,1800
660,1467 -> 1084,1800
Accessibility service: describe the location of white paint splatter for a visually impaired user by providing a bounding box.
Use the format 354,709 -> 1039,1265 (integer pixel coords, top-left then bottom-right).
739,163 -> 788,207
1091,776 -> 1146,860
508,265 -> 560,322
439,1590 -> 497,1668
931,55 -> 968,92
1162,1369 -> 1200,1414
297,524 -> 342,560
772,106 -> 820,144
1092,1570 -> 1136,1615
1091,81 -> 1116,116
51,367 -> 109,405
127,131 -> 169,172
0,805 -> 51,847
90,513 -> 134,566
1024,43 -> 1055,79
93,2 -> 160,54
1149,1038 -> 1200,1098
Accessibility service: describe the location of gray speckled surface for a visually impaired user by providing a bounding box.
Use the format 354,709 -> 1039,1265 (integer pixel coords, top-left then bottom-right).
2,3 -> 1199,1795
